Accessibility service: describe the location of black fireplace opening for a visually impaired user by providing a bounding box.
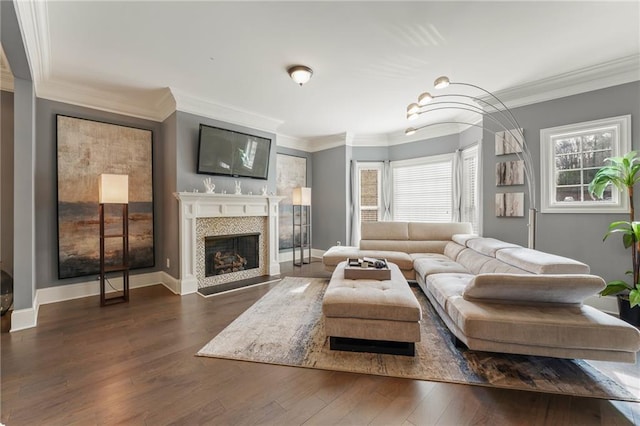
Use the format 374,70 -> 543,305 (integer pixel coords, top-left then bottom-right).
205,233 -> 260,277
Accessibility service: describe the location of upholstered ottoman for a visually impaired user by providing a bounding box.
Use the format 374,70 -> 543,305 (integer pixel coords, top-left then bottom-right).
322,261 -> 422,356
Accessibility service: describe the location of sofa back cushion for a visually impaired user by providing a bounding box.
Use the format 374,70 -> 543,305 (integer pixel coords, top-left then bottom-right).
463,273 -> 605,305
466,238 -> 520,257
361,221 -> 409,240
408,222 -> 473,241
496,248 -> 590,274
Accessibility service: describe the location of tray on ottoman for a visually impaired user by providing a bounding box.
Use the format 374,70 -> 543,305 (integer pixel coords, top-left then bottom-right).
344,257 -> 390,280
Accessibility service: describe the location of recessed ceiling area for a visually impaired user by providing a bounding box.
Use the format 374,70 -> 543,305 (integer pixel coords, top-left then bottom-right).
13,1 -> 640,142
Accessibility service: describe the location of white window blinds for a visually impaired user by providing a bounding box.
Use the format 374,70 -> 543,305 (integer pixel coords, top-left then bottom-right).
392,154 -> 453,222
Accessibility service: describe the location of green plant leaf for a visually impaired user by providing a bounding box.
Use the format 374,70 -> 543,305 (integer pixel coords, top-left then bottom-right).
629,290 -> 640,308
600,281 -> 633,296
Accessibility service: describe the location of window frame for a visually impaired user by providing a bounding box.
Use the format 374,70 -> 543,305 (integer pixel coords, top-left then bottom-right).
460,144 -> 480,233
540,115 -> 631,214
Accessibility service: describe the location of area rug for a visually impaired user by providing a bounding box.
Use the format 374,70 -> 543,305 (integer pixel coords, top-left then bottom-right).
197,277 -> 639,402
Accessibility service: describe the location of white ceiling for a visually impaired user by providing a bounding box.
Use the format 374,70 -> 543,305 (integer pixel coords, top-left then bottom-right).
12,1 -> 640,145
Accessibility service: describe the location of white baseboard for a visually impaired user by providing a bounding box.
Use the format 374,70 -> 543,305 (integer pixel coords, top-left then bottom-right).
279,248 -> 325,263
9,290 -> 39,332
10,271 -> 181,332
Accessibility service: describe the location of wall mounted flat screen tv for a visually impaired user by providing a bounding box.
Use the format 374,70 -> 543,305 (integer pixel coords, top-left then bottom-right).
197,124 -> 271,180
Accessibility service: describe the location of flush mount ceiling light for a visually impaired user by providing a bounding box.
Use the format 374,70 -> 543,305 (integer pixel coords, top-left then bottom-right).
287,65 -> 313,86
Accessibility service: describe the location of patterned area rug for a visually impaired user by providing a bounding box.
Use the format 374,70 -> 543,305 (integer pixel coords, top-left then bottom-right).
197,277 -> 638,402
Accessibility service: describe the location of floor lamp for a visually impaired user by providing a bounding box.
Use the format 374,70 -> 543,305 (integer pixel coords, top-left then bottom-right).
99,173 -> 130,306
292,187 -> 312,266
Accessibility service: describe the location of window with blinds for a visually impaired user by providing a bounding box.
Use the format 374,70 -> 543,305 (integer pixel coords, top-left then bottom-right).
392,154 -> 453,222
359,166 -> 381,222
461,145 -> 479,233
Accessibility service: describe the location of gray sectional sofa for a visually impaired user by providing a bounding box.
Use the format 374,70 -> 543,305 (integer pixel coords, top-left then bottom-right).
322,221 -> 640,362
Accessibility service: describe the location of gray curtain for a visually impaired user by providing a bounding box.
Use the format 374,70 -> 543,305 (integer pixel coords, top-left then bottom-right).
381,160 -> 392,221
350,160 -> 360,246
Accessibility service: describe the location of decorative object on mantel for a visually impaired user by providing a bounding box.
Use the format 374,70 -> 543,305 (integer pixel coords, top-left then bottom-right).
404,76 -> 536,248
292,187 -> 312,266
98,173 -> 130,306
234,180 -> 242,194
203,177 -> 215,193
261,185 -> 268,196
197,277 -> 638,402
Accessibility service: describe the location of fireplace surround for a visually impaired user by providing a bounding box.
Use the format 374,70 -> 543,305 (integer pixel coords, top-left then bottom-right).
174,192 -> 283,294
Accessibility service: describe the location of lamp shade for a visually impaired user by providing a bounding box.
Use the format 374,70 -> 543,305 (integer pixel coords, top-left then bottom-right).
99,174 -> 129,204
287,65 -> 313,86
292,187 -> 311,206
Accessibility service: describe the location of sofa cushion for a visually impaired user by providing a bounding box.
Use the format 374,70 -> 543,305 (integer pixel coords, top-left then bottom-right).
455,248 -> 494,275
413,254 -> 470,279
425,273 -> 474,311
359,240 -> 448,254
466,237 -> 520,257
408,222 -> 473,241
361,221 -> 408,240
477,259 -> 530,274
445,297 -> 640,352
322,246 -> 361,267
496,248 -> 590,274
444,242 -> 466,262
463,273 -> 606,305
452,234 -> 479,246
359,250 -> 414,270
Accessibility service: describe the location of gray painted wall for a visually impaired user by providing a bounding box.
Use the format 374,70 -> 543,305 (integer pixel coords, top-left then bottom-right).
312,145 -> 349,250
1,90 -> 14,275
160,112 -> 179,278
482,81 -> 640,285
175,111 -> 277,195
35,98 -> 163,289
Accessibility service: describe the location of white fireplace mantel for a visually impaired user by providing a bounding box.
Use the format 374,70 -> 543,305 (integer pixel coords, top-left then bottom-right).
174,192 -> 284,294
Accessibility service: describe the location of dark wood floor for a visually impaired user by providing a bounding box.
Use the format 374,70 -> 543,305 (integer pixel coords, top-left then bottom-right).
1,259 -> 638,425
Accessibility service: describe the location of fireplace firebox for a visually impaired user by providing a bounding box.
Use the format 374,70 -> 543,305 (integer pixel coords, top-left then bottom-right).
204,233 -> 260,277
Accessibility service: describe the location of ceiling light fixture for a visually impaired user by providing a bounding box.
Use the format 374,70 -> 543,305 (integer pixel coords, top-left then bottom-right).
404,75 -> 537,249
287,65 -> 313,86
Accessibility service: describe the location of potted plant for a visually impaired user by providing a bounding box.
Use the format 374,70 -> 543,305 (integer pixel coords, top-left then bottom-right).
589,151 -> 640,325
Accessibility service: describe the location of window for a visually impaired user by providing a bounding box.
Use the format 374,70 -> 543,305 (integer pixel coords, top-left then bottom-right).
357,163 -> 382,223
461,145 -> 479,233
392,154 -> 453,222
541,115 -> 631,213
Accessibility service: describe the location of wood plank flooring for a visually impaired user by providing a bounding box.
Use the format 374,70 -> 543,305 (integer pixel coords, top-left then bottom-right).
1,259 -> 638,425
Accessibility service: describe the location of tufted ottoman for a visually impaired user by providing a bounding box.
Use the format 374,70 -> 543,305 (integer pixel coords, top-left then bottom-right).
322,261 -> 422,356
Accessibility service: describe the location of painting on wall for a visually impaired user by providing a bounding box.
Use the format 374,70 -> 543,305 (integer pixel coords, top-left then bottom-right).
276,153 -> 306,250
56,115 -> 154,279
495,192 -> 525,217
495,128 -> 523,155
496,160 -> 524,186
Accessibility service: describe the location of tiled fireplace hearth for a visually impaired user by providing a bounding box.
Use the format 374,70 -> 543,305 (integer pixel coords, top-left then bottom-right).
174,193 -> 283,294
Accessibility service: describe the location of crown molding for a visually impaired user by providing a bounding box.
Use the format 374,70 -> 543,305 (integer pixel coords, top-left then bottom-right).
488,54 -> 640,110
387,122 -> 472,146
171,89 -> 283,133
276,133 -> 312,151
13,0 -> 50,86
37,80 -> 169,122
155,89 -> 177,121
307,132 -> 351,153
351,134 -> 390,147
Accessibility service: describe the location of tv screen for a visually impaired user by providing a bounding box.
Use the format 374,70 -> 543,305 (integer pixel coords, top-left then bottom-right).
197,124 -> 271,180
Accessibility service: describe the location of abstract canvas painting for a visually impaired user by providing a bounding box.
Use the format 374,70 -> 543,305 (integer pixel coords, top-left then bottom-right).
495,128 -> 524,155
56,115 -> 154,279
496,160 -> 524,186
276,154 -> 306,250
495,192 -> 525,217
